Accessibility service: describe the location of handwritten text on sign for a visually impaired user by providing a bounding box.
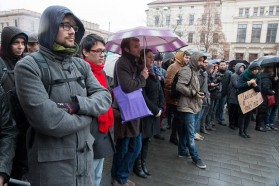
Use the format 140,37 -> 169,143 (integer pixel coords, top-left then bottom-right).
238,89 -> 263,114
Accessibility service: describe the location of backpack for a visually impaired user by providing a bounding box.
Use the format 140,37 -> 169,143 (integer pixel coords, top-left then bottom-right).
171,67 -> 193,99
0,51 -> 86,140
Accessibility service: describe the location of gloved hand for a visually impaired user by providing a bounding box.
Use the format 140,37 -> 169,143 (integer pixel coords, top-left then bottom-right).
57,102 -> 80,114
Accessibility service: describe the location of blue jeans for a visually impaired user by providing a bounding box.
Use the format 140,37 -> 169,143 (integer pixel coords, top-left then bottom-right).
195,107 -> 205,133
178,112 -> 200,162
90,158 -> 104,186
111,134 -> 142,184
265,105 -> 278,127
216,95 -> 227,123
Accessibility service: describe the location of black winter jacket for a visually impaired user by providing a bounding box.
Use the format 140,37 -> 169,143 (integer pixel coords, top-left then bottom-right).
0,85 -> 17,183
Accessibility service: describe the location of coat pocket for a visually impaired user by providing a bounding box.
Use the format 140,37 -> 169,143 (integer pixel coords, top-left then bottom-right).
38,147 -> 75,186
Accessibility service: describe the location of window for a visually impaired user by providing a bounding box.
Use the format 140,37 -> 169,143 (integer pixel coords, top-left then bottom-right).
6,22 -> 9,26
276,6 -> 279,15
269,6 -> 274,15
166,15 -> 170,26
239,8 -> 243,17
188,33 -> 193,43
253,8 -> 258,16
237,24 -> 247,43
177,15 -> 182,25
189,14 -> 194,25
213,33 -> 218,43
202,14 -> 206,25
1,23 -> 4,29
200,32 -> 205,43
260,7 -> 264,16
14,19 -> 17,27
251,24 -> 262,43
214,14 -> 220,24
235,53 -> 244,60
245,8 -> 249,17
155,16 -> 159,26
249,54 -> 258,62
266,23 -> 278,43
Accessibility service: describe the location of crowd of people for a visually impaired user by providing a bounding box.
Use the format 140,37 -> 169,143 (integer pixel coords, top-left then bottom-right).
0,5 -> 278,186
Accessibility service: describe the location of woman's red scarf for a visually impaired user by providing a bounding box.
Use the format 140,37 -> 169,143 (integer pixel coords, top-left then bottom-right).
85,59 -> 114,133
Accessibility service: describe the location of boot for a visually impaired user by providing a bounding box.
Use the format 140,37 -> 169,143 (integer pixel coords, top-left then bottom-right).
141,160 -> 151,176
133,159 -> 147,178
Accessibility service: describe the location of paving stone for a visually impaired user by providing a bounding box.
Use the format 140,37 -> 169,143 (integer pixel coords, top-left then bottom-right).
208,178 -> 231,186
100,116 -> 279,186
219,173 -> 242,185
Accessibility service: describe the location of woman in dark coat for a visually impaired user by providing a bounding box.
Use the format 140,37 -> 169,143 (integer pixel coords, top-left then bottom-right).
237,62 -> 261,138
133,49 -> 164,178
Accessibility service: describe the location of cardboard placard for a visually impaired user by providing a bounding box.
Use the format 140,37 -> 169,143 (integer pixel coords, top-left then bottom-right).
238,89 -> 263,114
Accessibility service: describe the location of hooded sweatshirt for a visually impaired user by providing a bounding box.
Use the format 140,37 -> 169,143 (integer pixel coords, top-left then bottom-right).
176,52 -> 206,114
164,50 -> 185,105
228,63 -> 246,104
0,26 -> 28,92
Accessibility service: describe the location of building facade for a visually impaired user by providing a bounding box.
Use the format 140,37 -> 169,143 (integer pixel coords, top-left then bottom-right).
146,0 -> 279,61
0,9 -> 111,43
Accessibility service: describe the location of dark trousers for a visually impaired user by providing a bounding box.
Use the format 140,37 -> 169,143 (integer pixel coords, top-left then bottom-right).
111,134 -> 142,184
170,105 -> 181,140
238,110 -> 252,134
256,107 -> 268,129
228,104 -> 239,128
137,137 -> 149,162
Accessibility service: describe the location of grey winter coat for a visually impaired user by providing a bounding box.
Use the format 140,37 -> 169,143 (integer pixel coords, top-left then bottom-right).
198,69 -> 210,106
0,85 -> 17,182
176,52 -> 204,114
14,6 -> 112,186
228,63 -> 246,104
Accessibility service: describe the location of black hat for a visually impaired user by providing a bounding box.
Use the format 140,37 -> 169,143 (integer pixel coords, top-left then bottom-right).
154,52 -> 163,61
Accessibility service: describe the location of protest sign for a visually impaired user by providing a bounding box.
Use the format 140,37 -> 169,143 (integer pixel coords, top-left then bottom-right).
238,89 -> 263,114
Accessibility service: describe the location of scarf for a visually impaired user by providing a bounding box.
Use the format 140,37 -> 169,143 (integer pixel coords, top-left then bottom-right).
84,59 -> 114,133
53,42 -> 78,54
243,69 -> 258,81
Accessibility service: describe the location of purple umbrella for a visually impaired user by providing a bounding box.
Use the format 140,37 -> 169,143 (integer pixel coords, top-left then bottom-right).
105,26 -> 187,54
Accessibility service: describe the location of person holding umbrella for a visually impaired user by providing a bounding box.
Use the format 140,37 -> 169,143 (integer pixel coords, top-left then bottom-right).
111,37 -> 149,186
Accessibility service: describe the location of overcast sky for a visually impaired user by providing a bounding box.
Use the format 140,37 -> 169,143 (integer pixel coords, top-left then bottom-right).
0,0 -> 154,32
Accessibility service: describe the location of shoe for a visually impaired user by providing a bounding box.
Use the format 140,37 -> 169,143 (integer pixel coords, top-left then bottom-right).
133,160 -> 147,179
178,153 -> 191,159
197,133 -> 204,139
141,161 -> 151,176
166,125 -> 171,129
127,180 -> 136,186
200,130 -> 210,135
194,133 -> 203,141
112,180 -> 129,186
206,125 -> 216,131
270,126 -> 279,131
244,132 -> 251,138
239,133 -> 247,138
160,128 -> 166,132
229,125 -> 235,130
169,138 -> 178,145
265,126 -> 271,131
218,122 -> 227,126
193,159 -> 206,169
154,134 -> 165,140
255,127 -> 267,132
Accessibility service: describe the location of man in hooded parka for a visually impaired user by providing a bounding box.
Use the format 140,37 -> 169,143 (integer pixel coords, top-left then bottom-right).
14,5 -> 112,186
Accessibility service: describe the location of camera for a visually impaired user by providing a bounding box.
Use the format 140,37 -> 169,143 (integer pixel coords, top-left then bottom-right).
198,92 -> 205,96
216,73 -> 224,78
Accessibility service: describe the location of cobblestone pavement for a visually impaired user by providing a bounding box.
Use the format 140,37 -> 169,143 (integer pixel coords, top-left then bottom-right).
101,115 -> 279,186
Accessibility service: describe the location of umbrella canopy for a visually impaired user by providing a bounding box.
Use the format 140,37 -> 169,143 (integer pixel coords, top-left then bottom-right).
228,59 -> 249,71
208,59 -> 220,64
105,26 -> 187,54
255,55 -> 275,65
260,56 -> 279,67
103,53 -> 120,78
187,49 -> 211,57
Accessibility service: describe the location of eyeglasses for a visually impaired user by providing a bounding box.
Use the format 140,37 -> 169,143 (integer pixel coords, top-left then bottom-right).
60,23 -> 79,32
90,49 -> 106,55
